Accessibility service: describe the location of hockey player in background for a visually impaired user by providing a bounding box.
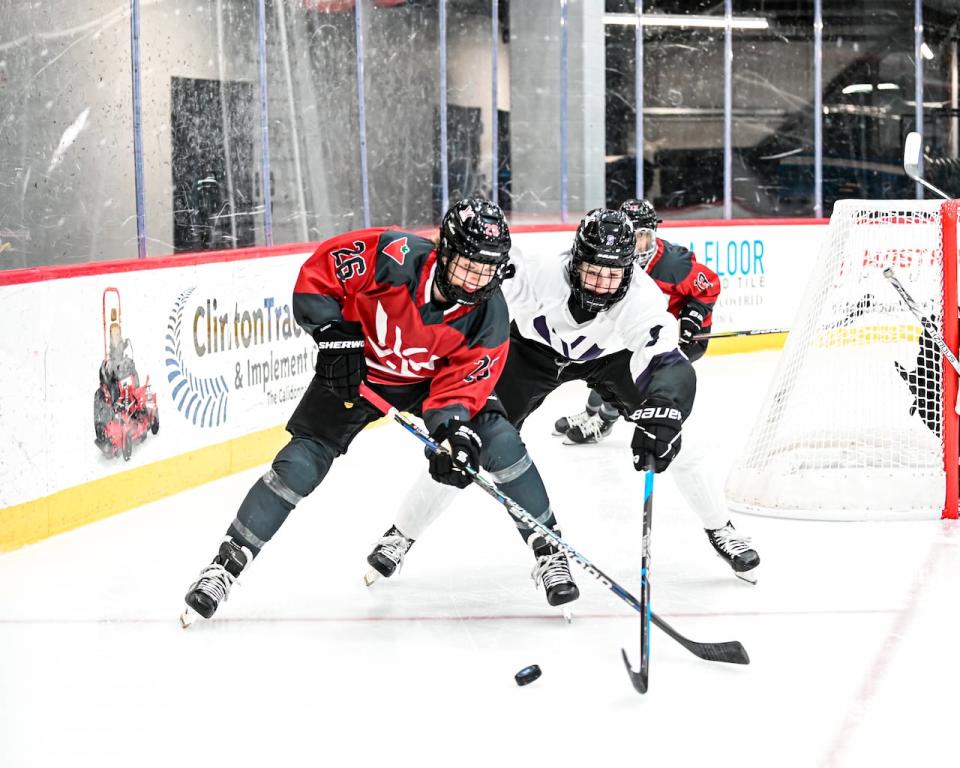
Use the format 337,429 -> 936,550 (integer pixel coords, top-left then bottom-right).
181,198 -> 586,625
364,208 -> 698,591
553,198 -> 760,582
555,199 -> 716,442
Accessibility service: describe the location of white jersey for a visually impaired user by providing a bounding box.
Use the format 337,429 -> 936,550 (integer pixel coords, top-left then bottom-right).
501,248 -> 682,384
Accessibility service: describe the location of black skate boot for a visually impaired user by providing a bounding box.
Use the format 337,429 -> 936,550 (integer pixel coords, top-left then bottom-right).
364,525 -> 414,586
706,522 -> 760,584
563,412 -> 616,445
529,535 -> 580,607
181,537 -> 252,626
553,408 -> 588,436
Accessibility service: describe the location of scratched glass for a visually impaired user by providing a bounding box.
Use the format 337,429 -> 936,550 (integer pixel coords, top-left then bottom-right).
0,1 -> 137,269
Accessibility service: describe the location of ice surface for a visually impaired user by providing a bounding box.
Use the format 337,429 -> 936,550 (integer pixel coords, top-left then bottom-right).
2,350 -> 959,767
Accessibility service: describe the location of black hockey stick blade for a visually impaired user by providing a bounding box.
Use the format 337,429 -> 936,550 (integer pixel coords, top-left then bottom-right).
359,384 -> 751,668
621,648 -> 648,694
651,612 -> 750,664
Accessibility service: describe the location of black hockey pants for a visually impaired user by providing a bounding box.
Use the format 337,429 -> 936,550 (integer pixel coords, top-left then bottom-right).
225,375 -> 555,556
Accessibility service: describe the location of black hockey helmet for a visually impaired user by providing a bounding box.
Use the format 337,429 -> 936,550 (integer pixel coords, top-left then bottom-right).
619,198 -> 661,267
436,197 -> 512,306
567,208 -> 637,312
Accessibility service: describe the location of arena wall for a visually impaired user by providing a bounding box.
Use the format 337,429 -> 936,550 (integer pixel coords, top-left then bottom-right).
0,219 -> 827,552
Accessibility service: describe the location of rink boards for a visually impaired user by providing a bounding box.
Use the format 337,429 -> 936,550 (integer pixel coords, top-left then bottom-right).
0,220 -> 827,552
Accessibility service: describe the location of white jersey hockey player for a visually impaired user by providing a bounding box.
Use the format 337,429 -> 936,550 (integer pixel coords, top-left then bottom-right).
364,208 -> 722,596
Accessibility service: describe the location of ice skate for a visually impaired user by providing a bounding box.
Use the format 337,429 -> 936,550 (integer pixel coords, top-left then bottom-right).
180,537 -> 252,627
529,535 -> 580,607
705,522 -> 759,584
364,525 -> 414,586
553,408 -> 589,436
563,412 -> 616,445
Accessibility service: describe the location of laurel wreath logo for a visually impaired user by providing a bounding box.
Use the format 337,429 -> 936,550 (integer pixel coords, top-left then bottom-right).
165,287 -> 229,427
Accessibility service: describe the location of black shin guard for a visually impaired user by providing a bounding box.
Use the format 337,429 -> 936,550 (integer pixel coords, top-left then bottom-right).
229,436 -> 336,554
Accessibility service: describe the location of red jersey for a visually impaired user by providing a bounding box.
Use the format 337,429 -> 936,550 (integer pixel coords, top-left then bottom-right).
292,228 -> 509,419
645,238 -> 721,329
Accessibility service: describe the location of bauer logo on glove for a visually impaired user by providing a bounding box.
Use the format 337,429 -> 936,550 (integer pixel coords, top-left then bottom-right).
628,399 -> 683,473
629,405 -> 682,422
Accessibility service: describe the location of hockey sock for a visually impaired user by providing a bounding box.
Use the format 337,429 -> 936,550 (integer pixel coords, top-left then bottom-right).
586,389 -> 604,415
668,440 -> 729,530
598,401 -> 620,421
394,471 -> 459,540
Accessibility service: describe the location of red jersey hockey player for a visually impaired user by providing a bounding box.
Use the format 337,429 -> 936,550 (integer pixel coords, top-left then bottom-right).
181,198 -> 581,625
554,198 -> 760,582
363,208 -> 700,593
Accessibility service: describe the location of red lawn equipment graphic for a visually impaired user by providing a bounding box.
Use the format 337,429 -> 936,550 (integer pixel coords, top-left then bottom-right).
93,287 -> 159,461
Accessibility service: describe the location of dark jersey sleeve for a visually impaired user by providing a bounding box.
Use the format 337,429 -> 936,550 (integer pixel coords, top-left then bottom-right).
654,241 -> 721,363
635,349 -> 697,420
292,229 -> 382,340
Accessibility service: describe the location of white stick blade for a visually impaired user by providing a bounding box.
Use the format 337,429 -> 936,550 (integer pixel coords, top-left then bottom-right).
903,131 -> 922,177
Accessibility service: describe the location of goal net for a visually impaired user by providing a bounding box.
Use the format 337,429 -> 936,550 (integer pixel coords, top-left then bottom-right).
726,199 -> 959,520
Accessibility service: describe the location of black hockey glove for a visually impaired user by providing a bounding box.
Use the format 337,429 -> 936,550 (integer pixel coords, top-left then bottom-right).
628,399 -> 683,473
428,421 -> 483,489
313,320 -> 367,401
678,300 -> 709,348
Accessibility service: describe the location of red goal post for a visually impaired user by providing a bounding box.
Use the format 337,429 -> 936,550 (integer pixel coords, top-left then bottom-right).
726,199 -> 960,521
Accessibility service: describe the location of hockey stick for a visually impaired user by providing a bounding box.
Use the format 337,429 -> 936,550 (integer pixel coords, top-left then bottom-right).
883,267 -> 960,378
692,294 -> 873,342
903,131 -> 952,201
691,327 -> 788,341
621,455 -> 655,693
360,383 -> 750,666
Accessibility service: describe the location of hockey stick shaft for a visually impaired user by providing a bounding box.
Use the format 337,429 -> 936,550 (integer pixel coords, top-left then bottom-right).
883,267 -> 960,377
621,458 -> 655,693
691,327 -> 788,341
360,383 -> 749,666
692,295 -> 873,342
640,462 -> 653,680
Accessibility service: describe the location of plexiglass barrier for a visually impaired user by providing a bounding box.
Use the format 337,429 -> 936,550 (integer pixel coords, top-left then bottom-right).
0,0 -> 957,269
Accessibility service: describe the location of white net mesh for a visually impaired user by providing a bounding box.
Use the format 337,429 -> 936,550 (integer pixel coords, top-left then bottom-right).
726,200 -> 952,520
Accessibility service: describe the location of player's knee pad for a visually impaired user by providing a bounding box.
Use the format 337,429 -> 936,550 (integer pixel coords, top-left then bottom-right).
473,412 -> 528,477
231,437 -> 336,551
474,414 -> 553,526
268,435 -> 337,501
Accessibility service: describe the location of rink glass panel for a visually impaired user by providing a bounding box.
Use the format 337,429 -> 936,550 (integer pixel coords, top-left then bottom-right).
918,3 -> 960,199
502,0 -> 563,224
0,1 -> 137,269
264,3 -> 363,242
603,19 -> 640,205
445,5 -> 497,218
139,0 -> 264,255
731,1 -> 816,218
819,1 -> 919,211
642,19 -> 725,219
361,1 -> 440,228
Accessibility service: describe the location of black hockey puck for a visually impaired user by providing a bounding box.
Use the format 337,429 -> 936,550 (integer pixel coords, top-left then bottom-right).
514,664 -> 542,686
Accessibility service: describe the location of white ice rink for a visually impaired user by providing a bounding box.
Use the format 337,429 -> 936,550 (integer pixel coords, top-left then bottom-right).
3,350 -> 960,768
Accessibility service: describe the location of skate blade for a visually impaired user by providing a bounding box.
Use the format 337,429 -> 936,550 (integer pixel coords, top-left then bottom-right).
180,606 -> 200,629
364,569 -> 382,587
561,606 -> 574,623
715,552 -> 759,584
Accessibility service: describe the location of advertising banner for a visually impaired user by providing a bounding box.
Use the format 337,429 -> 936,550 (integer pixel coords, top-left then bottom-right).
0,249 -> 315,509
0,220 -> 829,548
